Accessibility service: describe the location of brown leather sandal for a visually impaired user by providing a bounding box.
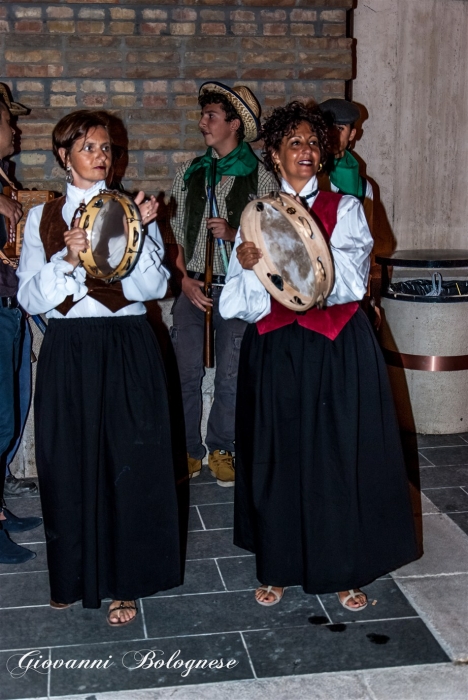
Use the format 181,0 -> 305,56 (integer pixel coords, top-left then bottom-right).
50,600 -> 70,610
107,600 -> 138,627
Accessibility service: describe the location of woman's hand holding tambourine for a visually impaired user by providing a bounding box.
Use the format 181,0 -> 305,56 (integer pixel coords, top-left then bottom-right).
64,219 -> 89,268
134,191 -> 158,225
236,240 -> 262,270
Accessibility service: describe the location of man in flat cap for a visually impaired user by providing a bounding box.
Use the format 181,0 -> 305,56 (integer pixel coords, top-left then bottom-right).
168,82 -> 275,486
0,84 -> 42,564
319,98 -> 374,229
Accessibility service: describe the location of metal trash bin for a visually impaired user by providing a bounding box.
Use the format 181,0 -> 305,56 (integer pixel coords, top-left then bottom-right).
376,250 -> 468,434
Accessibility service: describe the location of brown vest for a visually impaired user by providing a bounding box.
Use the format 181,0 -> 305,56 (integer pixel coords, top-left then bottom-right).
39,197 -> 134,316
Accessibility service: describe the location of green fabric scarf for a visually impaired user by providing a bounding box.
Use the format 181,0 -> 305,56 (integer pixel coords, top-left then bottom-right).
329,150 -> 364,199
183,141 -> 258,187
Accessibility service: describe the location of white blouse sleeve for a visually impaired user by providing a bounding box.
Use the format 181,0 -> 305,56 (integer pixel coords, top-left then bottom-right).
219,229 -> 271,323
17,204 -> 88,315
121,220 -> 169,301
326,195 -> 373,306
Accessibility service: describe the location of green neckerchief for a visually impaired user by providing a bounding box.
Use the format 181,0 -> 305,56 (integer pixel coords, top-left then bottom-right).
329,150 -> 364,199
183,141 -> 258,187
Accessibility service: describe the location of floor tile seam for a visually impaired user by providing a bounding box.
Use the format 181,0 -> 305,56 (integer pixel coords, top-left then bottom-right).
188,526 -> 233,533
391,571 -> 468,580
186,554 -> 254,562
190,501 -> 235,506
47,646 -> 52,699
193,505 -> 206,530
0,625 -> 314,654
419,445 -> 468,450
239,630 -> 258,680
419,461 -> 468,468
0,569 -> 49,576
423,485 -> 468,491
213,558 -> 228,591
147,586 -> 299,600
461,486 -> 468,496
139,600 -> 149,640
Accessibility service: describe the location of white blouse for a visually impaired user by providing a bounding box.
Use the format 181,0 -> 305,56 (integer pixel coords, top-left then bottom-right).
17,181 -> 170,318
219,175 -> 373,324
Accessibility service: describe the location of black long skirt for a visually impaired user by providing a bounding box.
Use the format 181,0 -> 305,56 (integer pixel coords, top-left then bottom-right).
35,315 -> 182,608
235,309 -> 419,594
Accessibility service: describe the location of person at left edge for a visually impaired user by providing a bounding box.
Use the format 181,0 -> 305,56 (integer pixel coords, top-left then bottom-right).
17,109 -> 182,626
0,84 -> 42,565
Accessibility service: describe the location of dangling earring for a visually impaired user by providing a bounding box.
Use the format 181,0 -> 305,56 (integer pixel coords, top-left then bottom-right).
273,161 -> 280,173
65,165 -> 73,185
317,163 -> 323,173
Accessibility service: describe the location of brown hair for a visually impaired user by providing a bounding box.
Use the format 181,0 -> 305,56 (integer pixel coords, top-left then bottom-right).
52,110 -> 112,170
198,90 -> 245,142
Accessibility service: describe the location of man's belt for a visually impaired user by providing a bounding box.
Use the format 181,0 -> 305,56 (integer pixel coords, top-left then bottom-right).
187,270 -> 226,286
0,295 -> 19,308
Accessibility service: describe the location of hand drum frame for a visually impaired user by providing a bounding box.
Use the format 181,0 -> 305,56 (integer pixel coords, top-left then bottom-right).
240,191 -> 334,311
76,190 -> 143,283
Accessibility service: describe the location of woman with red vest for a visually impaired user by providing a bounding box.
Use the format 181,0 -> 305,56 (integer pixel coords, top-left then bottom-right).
17,110 -> 183,626
220,102 -> 419,610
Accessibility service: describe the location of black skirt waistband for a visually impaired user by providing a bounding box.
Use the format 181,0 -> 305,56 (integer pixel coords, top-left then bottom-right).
47,314 -> 147,329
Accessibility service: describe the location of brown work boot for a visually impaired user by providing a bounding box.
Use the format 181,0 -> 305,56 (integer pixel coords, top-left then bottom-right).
209,450 -> 235,487
187,454 -> 202,479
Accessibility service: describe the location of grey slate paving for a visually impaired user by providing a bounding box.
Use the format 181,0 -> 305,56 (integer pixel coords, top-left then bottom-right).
243,618 -> 449,678
48,634 -> 253,696
418,445 -> 468,467
422,487 -> 468,513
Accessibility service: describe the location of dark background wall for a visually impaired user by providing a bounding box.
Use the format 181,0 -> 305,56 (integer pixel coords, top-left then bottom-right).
0,1 -> 353,199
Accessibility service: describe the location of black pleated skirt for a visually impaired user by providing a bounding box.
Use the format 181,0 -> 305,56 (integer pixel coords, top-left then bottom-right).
235,309 -> 419,594
35,315 -> 182,608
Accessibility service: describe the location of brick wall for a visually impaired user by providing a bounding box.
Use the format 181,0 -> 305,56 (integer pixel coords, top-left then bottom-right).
0,1 -> 353,201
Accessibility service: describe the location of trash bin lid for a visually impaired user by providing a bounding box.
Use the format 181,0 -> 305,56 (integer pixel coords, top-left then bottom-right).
375,249 -> 468,268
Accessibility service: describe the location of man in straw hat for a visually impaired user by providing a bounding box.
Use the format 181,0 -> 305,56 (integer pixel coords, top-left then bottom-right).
168,81 -> 276,486
0,83 -> 42,564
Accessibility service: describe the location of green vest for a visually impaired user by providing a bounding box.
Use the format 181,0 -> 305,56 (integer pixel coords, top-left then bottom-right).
182,158 -> 259,263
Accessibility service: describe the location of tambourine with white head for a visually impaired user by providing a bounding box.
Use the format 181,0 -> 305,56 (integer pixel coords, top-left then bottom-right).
240,191 -> 334,311
75,190 -> 143,282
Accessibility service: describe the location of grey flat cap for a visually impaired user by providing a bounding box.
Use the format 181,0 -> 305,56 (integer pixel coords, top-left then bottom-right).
319,99 -> 360,125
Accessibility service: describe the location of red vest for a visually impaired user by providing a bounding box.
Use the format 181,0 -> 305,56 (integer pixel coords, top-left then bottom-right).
256,191 -> 358,340
39,197 -> 134,316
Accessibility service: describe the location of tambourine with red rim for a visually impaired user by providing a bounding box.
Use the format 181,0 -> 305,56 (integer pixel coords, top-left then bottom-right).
75,190 -> 143,283
240,191 -> 334,311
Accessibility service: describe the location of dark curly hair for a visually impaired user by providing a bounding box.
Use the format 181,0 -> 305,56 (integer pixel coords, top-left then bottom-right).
261,101 -> 331,178
198,90 -> 245,142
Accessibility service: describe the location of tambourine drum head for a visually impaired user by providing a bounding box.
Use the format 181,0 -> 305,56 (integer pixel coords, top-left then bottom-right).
260,202 -> 316,297
89,199 -> 129,277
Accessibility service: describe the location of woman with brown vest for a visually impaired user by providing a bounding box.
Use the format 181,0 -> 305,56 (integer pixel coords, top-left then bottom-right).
17,110 -> 183,626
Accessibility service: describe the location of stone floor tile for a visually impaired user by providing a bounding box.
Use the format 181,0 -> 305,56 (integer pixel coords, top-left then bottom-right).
318,578 -> 418,624
142,587 -> 323,639
215,555 -> 259,591
188,483 -> 234,507
243,618 -> 449,677
422,487 -> 468,513
394,573 -> 468,662
418,452 -> 436,467
416,434 -> 468,448
0,648 -> 49,699
148,559 -> 225,598
363,662 -> 468,700
418,445 -> 468,467
393,512 -> 468,578
197,503 -> 233,530
0,570 -> 51,608
185,529 -> 240,560
448,511 -> 468,537
419,466 -> 468,489
3,496 -> 42,517
48,633 -> 253,696
0,542 -> 48,575
0,602 -> 146,652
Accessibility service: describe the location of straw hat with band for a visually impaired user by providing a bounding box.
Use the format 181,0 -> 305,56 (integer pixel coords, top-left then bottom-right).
0,84 -> 28,116
199,81 -> 261,143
